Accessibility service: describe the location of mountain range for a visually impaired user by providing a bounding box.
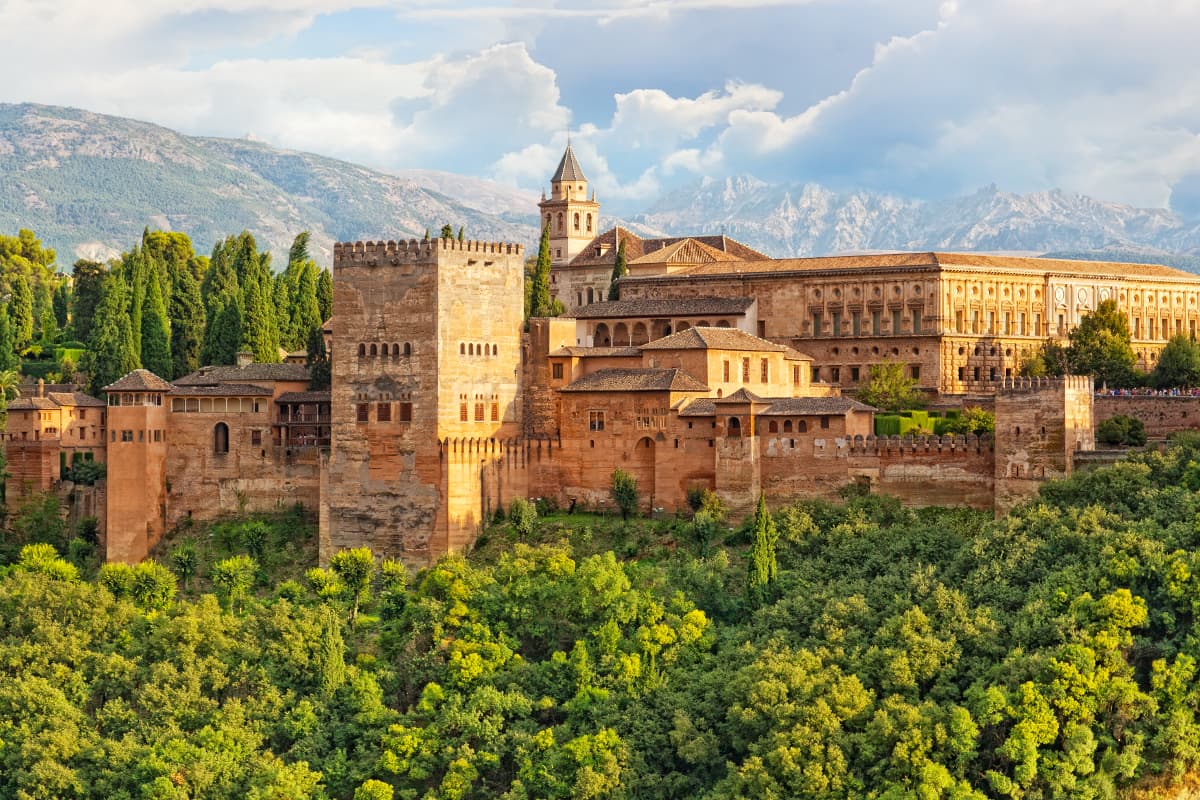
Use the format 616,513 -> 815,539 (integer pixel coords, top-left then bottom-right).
4,103 -> 1200,271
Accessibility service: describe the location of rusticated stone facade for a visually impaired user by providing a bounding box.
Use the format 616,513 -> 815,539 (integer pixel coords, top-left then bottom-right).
322,237 -> 525,565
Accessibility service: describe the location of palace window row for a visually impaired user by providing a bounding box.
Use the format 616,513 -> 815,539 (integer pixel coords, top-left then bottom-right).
108,392 -> 163,406
357,342 -> 413,358
112,428 -> 166,443
171,397 -> 263,413
459,343 -> 499,356
355,401 -> 414,423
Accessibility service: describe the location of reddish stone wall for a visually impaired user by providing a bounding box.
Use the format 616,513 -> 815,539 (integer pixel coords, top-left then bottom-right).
1094,395 -> 1200,440
5,439 -> 59,499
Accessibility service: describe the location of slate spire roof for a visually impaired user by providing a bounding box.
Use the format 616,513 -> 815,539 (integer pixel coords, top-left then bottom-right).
551,143 -> 587,183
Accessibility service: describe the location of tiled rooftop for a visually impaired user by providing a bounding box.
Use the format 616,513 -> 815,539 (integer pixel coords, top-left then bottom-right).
103,369 -> 173,392
560,367 -> 709,393
174,362 -> 311,385
569,297 -> 754,320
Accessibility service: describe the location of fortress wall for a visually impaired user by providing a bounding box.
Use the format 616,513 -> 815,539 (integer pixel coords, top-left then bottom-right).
1094,395 -> 1200,439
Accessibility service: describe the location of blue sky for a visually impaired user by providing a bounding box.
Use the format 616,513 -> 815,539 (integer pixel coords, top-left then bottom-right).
2,0 -> 1198,215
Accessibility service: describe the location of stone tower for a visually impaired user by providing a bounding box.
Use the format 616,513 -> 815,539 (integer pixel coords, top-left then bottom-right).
538,142 -> 600,266
322,237 -> 525,566
102,369 -> 170,563
993,375 -> 1094,512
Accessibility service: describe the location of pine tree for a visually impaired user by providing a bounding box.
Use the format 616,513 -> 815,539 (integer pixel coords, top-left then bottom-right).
746,493 -> 778,607
140,272 -> 171,378
306,324 -> 330,390
0,305 -> 18,372
288,231 -> 311,269
440,224 -> 454,240
608,239 -> 627,301
317,269 -> 333,323
169,263 -> 205,379
84,273 -> 138,395
530,223 -> 552,317
10,271 -> 33,350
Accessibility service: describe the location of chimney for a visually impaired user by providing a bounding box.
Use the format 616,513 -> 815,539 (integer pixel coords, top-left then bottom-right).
37,378 -> 44,398
236,350 -> 254,368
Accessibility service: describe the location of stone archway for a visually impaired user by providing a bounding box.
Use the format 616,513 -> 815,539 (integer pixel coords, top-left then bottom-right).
594,323 -> 611,347
613,322 -> 630,346
631,322 -> 649,346
630,436 -> 656,510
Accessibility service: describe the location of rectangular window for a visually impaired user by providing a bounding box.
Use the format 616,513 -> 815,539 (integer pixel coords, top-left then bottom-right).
1003,311 -> 1011,335
911,365 -> 921,380
551,363 -> 564,379
793,365 -> 800,384
491,403 -> 499,422
377,402 -> 391,422
399,402 -> 413,422
851,366 -> 861,382
1059,314 -> 1067,335
79,410 -> 86,420
811,366 -> 820,382
872,310 -> 881,335
459,403 -> 468,421
120,430 -> 133,442
760,358 -> 768,383
852,312 -> 862,336
989,367 -> 998,381
742,358 -> 750,382
831,367 -> 840,383
1164,318 -> 1170,340
589,411 -> 605,432
820,416 -> 830,429
357,403 -> 369,423
1034,313 -> 1042,335
811,311 -> 823,336
1134,317 -> 1141,338
987,311 -> 996,334
955,309 -> 964,334
250,430 -> 261,445
1018,312 -> 1026,335
723,361 -> 730,382
911,306 -> 922,335
831,311 -> 842,335
971,310 -> 980,334
958,366 -> 965,381
892,309 -> 902,334
474,403 -> 485,421
138,430 -> 144,442
973,366 -> 981,381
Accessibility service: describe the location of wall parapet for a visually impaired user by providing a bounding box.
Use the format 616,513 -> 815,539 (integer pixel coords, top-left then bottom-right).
996,375 -> 1092,393
845,433 -> 994,455
333,238 -> 524,267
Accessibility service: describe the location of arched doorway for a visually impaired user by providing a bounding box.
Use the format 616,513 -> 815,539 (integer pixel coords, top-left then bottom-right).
630,436 -> 656,511
213,422 -> 230,454
727,417 -> 741,437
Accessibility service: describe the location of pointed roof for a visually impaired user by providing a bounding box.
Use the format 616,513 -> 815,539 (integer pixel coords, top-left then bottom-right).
103,369 -> 172,392
551,144 -> 587,183
629,238 -> 744,267
714,387 -> 764,404
641,326 -> 785,353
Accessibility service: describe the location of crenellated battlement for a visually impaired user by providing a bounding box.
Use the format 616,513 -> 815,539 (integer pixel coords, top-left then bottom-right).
846,433 -> 994,455
996,375 -> 1093,393
333,238 -> 525,267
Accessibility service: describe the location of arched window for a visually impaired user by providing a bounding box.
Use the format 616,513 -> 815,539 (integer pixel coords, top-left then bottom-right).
460,343 -> 465,354
578,292 -> 583,307
594,323 -> 611,347
631,322 -> 649,346
392,344 -> 400,357
768,420 -> 778,433
369,343 -> 377,357
468,343 -> 474,355
358,343 -> 366,357
213,422 -> 229,455
797,420 -> 808,433
557,213 -> 564,232
727,417 -> 742,437
586,213 -> 592,232
574,212 -> 580,230
404,342 -> 412,356
492,344 -> 498,355
783,420 -> 793,432
613,322 -> 629,346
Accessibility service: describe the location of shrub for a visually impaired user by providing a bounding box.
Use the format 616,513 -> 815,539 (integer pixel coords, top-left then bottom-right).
509,498 -> 537,540
610,469 -> 639,520
1097,414 -> 1147,446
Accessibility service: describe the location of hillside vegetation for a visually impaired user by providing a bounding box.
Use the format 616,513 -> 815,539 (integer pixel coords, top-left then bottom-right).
8,441 -> 1200,797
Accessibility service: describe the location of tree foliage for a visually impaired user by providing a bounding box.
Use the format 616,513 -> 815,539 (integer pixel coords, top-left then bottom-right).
856,360 -> 924,411
530,224 -> 553,318
608,239 -> 627,301
1151,334 -> 1200,388
1068,298 -> 1139,387
610,468 -> 639,520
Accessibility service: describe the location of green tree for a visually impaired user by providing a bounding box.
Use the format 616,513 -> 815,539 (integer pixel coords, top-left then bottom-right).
201,237 -> 241,365
290,262 -> 322,352
746,493 -> 778,606
306,325 -> 330,390
317,268 -> 333,323
0,304 -> 18,372
84,272 -> 138,395
857,361 -> 924,411
34,280 -> 56,347
330,546 -> 374,623
1151,334 -> 1200,388
70,259 -> 106,343
210,554 -> 257,613
530,224 -> 553,317
288,230 -> 311,268
457,226 -> 464,243
355,779 -> 394,800
610,468 -> 639,520
241,270 -> 280,363
169,259 -> 205,378
319,608 -> 347,696
139,272 -> 172,378
509,497 -> 538,540
52,281 -> 69,330
1068,298 -> 1138,387
1097,414 -> 1147,446
608,239 -> 627,301
205,301 -> 243,367
1020,339 -> 1070,377
440,224 -> 454,240
9,271 -> 34,349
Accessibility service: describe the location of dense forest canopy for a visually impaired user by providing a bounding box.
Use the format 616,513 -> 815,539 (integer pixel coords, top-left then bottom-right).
7,439 -> 1200,797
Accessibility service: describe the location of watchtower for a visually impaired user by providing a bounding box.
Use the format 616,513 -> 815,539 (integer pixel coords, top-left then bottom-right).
537,142 -> 600,266
323,237 -> 526,565
993,375 -> 1094,512
103,369 -> 170,563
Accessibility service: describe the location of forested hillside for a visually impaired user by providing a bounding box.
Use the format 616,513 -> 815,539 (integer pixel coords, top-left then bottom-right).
6,440 -> 1200,798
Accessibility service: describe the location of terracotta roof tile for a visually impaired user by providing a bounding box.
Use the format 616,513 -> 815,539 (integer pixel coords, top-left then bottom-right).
548,346 -> 641,357
570,297 -> 754,319
640,326 -> 784,352
103,369 -> 173,392
629,238 -> 744,266
680,395 -> 876,416
564,227 -> 767,269
714,388 -> 765,403
45,391 -> 105,408
168,384 -> 274,397
276,390 -> 332,403
174,363 -> 311,385
9,397 -> 58,410
560,367 -> 709,393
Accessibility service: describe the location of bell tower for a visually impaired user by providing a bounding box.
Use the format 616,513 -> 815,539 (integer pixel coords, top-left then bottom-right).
538,141 -> 600,266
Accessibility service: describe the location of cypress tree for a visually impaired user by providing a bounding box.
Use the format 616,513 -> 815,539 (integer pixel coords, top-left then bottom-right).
746,493 -> 778,607
200,238 -> 240,366
292,262 -> 322,351
169,263 -> 205,379
307,324 -> 330,390
71,259 -> 106,343
208,302 -> 242,366
140,272 -> 171,378
10,272 -> 33,349
457,226 -> 464,242
288,231 -> 311,270
123,245 -> 149,357
241,250 -> 280,363
608,239 -> 627,301
530,223 -> 552,317
317,269 -> 333,323
34,281 -> 56,348
0,305 -> 18,372
84,273 -> 138,395
52,282 -> 69,330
